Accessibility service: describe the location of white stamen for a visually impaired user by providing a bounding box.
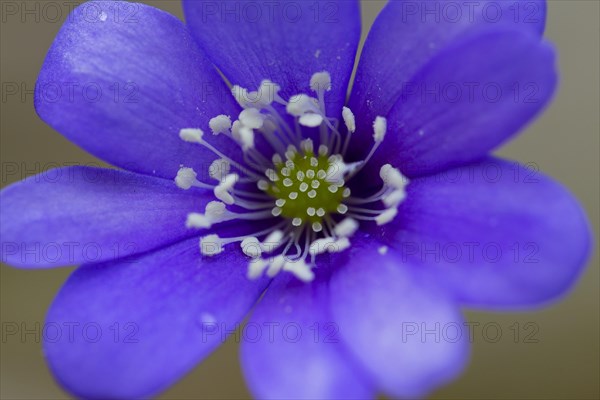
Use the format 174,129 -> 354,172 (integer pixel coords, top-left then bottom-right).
179,128 -> 204,144
380,164 -> 408,189
247,258 -> 268,279
375,208 -> 398,226
186,213 -> 212,229
263,230 -> 284,249
214,173 -> 238,205
239,108 -> 265,129
209,115 -> 232,135
342,107 -> 356,133
232,85 -> 250,108
309,237 -> 336,255
331,237 -> 351,252
241,237 -> 262,258
283,260 -> 314,282
200,234 -> 223,256
373,116 -> 387,142
267,255 -> 286,277
299,113 -> 324,127
209,159 -> 231,181
334,218 -> 358,237
205,201 -> 226,217
175,167 -> 198,190
239,126 -> 255,151
310,71 -> 332,92
383,189 -> 406,207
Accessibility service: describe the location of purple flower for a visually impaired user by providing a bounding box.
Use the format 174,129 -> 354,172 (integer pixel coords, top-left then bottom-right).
0,0 -> 592,398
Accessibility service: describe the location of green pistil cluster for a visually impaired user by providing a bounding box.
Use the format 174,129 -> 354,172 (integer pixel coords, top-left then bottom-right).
265,149 -> 347,225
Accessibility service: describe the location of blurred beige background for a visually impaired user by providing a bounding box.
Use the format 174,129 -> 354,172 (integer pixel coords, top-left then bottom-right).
1,1 -> 598,399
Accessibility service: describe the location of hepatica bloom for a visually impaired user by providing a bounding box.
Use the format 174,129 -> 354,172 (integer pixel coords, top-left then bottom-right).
0,0 -> 593,398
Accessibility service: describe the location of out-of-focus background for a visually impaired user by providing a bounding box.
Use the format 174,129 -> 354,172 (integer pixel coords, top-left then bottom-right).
1,1 -> 598,399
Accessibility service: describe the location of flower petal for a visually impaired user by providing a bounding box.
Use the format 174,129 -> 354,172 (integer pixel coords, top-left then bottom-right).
349,0 -> 546,135
353,29 -> 557,177
183,0 -> 360,114
0,167 -> 206,268
44,239 -> 267,399
35,1 -> 240,179
378,159 -> 592,308
241,271 -> 374,399
329,236 -> 469,398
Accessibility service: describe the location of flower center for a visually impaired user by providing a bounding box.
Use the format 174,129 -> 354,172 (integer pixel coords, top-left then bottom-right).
173,71 -> 409,282
261,146 -> 348,232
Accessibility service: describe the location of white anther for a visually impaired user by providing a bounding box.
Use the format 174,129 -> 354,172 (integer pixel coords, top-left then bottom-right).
310,71 -> 332,92
289,192 -> 299,200
307,207 -> 316,216
283,260 -> 314,282
299,113 -> 324,127
281,167 -> 290,177
300,139 -> 314,153
239,108 -> 265,129
257,180 -> 269,191
272,154 -> 283,164
285,160 -> 295,169
271,207 -> 282,217
316,208 -> 326,217
336,204 -> 348,214
247,259 -> 268,279
179,128 -> 204,143
186,213 -> 212,229
343,188 -> 351,197
292,218 -> 303,226
175,167 -> 198,190
310,157 -> 319,167
299,182 -> 309,192
334,217 -> 358,237
209,158 -> 231,181
317,170 -> 327,180
283,178 -> 293,187
306,170 -> 315,179
275,199 -> 286,207
200,234 -> 223,256
239,126 -> 255,151
342,107 -> 356,133
263,230 -> 284,247
373,116 -> 387,142
267,255 -> 286,277
318,145 -> 329,156
214,173 -> 238,205
286,94 -> 318,117
241,237 -> 262,258
232,85 -> 250,108
309,237 -> 336,255
311,180 -> 320,189
308,190 -> 317,199
328,185 -> 339,193
331,237 -> 351,253
205,201 -> 226,217
380,164 -> 408,189
258,80 -> 281,106
375,208 -> 398,226
383,189 -> 406,207
312,222 -> 323,232
326,159 -> 346,184
296,171 -> 305,181
266,169 -> 279,181
231,120 -> 242,141
209,115 -> 232,135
